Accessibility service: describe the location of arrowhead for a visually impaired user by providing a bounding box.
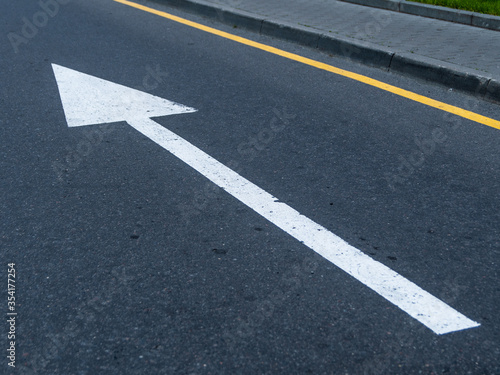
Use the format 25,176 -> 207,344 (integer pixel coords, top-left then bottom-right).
52,64 -> 197,127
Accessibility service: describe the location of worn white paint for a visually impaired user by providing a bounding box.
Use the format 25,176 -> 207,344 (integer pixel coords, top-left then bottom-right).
52,64 -> 480,335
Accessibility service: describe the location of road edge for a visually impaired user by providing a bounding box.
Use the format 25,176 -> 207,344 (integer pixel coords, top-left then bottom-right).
152,0 -> 500,103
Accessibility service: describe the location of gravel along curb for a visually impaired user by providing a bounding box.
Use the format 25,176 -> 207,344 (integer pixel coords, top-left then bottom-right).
339,0 -> 500,32
154,0 -> 500,103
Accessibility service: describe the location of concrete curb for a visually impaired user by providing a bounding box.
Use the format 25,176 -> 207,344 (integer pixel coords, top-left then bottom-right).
153,0 -> 500,103
339,0 -> 500,32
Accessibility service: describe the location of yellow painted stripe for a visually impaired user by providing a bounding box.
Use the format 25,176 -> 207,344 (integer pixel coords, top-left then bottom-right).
114,0 -> 500,130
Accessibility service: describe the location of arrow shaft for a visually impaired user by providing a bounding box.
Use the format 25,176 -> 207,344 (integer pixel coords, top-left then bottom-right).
126,116 -> 479,335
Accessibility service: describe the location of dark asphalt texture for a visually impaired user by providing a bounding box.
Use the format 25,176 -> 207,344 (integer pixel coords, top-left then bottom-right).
1,0 -> 499,374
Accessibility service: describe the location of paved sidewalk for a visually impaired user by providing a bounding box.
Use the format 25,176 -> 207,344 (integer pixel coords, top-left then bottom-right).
162,0 -> 500,101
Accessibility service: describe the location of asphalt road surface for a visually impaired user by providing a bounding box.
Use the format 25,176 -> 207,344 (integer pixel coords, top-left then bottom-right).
1,0 -> 499,374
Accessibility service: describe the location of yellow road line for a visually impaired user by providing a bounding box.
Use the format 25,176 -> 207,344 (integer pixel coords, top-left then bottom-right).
114,0 -> 500,130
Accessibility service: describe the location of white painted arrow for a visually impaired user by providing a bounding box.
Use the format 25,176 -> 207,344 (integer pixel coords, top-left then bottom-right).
52,63 -> 480,335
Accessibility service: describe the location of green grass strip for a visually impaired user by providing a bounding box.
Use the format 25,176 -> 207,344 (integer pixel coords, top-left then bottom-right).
407,0 -> 500,16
